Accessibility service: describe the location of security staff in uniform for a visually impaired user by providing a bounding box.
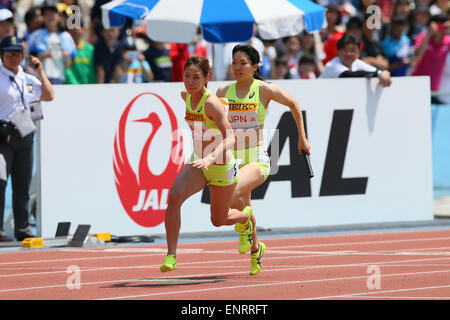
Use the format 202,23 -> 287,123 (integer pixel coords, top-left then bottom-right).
0,35 -> 54,242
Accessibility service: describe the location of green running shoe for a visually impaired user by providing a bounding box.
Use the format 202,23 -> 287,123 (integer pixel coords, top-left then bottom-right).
250,242 -> 266,275
160,254 -> 177,272
235,206 -> 253,254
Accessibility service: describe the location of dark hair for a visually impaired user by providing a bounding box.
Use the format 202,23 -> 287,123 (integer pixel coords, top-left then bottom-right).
429,14 -> 448,25
346,16 -> 364,31
232,44 -> 264,80
326,4 -> 342,26
391,14 -> 408,26
41,3 -> 58,15
184,55 -> 211,82
337,34 -> 361,50
24,6 -> 41,26
298,53 -> 316,66
274,57 -> 288,67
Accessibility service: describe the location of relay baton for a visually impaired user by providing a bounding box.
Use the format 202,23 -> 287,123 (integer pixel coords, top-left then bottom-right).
301,150 -> 314,178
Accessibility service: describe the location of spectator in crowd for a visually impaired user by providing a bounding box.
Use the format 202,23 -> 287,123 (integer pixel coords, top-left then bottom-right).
27,3 -> 77,84
65,20 -> 96,84
169,31 -> 207,82
0,35 -> 54,242
317,0 -> 357,25
298,30 -> 325,75
360,13 -> 390,69
380,0 -> 414,40
297,53 -> 317,79
23,6 -> 43,42
408,3 -> 431,43
281,35 -> 303,77
120,31 -> 153,83
320,33 -> 392,87
322,5 -> 345,65
144,39 -> 172,82
345,16 -> 365,40
271,57 -> 292,79
260,39 -> 277,79
93,26 -> 123,83
411,14 -> 450,102
356,0 -> 377,21
377,0 -> 395,24
89,0 -> 111,44
381,14 -> 414,76
0,8 -> 14,40
393,0 -> 413,18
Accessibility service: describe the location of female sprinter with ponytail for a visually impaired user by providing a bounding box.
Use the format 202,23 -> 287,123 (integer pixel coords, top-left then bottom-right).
216,44 -> 311,275
160,55 -> 254,272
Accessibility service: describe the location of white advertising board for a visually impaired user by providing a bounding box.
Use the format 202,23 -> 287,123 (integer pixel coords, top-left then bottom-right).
38,77 -> 433,237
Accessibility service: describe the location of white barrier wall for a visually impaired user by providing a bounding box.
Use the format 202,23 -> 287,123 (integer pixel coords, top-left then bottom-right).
38,77 -> 433,237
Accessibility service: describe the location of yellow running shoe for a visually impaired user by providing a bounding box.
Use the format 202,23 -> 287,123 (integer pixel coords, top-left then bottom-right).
160,254 -> 177,272
250,242 -> 266,275
235,206 -> 253,254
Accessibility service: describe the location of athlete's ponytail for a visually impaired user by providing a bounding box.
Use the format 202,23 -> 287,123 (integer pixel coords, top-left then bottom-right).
232,44 -> 265,81
253,66 -> 264,81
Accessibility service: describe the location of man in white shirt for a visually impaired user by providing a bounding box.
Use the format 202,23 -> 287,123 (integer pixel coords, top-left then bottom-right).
320,34 -> 392,87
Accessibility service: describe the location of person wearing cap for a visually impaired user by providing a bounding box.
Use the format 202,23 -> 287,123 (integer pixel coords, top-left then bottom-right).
0,35 -> 54,242
0,8 -> 15,41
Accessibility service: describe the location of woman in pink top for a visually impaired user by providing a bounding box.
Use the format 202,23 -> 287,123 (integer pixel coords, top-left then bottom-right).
411,15 -> 450,92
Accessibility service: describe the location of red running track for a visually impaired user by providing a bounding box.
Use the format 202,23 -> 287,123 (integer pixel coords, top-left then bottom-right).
1,228 -> 450,300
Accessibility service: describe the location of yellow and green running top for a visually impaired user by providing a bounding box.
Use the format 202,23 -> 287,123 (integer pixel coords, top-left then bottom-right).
224,79 -> 267,130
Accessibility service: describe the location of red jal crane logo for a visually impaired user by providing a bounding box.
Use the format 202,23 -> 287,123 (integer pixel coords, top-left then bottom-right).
113,93 -> 184,227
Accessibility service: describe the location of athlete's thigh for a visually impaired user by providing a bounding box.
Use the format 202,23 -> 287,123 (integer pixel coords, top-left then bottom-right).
234,163 -> 266,197
209,183 -> 236,219
170,163 -> 208,202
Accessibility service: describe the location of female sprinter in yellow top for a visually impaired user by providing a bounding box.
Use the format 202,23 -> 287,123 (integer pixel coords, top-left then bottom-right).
216,44 -> 311,275
160,55 -> 255,273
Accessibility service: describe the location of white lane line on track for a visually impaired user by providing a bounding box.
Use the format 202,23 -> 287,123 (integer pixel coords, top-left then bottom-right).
303,284 -> 450,300
5,248 -> 450,280
3,263 -> 450,272
2,234 -> 450,266
3,255 -> 450,297
0,232 -> 450,266
261,236 -> 450,250
330,295 -> 450,299
1,264 -> 449,299
97,269 -> 450,300
0,253 -> 161,266
4,251 -> 450,279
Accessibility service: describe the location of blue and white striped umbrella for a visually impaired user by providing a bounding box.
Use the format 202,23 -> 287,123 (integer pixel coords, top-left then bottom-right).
101,0 -> 325,43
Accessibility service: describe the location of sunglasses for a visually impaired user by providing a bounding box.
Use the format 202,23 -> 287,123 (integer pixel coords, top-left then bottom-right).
2,51 -> 23,57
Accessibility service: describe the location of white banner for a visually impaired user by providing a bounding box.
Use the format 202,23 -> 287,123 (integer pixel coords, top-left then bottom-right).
38,77 -> 433,238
